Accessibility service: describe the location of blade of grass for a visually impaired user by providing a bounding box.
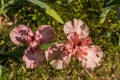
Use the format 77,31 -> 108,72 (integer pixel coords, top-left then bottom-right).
27,0 -> 50,9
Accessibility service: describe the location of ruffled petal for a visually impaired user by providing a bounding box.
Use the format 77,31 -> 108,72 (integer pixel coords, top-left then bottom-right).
24,28 -> 42,51
64,19 -> 89,38
66,32 -> 81,46
36,25 -> 54,44
9,25 -> 33,46
74,46 -> 83,61
66,33 -> 92,47
45,43 -> 71,69
22,47 -> 44,69
75,45 -> 103,69
81,37 -> 92,46
28,36 -> 41,52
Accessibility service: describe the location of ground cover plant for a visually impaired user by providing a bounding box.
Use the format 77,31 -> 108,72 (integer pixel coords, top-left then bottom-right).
0,0 -> 120,80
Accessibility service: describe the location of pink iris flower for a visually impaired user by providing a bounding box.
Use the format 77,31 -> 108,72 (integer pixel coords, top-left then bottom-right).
9,25 -> 54,69
45,19 -> 103,69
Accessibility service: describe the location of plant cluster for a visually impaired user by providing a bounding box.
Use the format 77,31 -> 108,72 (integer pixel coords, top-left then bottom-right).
0,0 -> 120,79
9,19 -> 103,70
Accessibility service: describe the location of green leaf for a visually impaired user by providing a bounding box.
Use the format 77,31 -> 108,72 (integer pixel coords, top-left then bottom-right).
99,6 -> 112,24
67,0 -> 73,3
99,0 -> 120,24
0,65 -> 2,78
42,74 -> 47,80
40,42 -> 54,51
105,0 -> 120,7
46,9 -> 64,24
27,0 -> 50,9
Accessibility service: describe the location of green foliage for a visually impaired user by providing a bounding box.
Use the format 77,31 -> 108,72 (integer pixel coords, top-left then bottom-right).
99,0 -> 120,24
27,0 -> 64,24
0,0 -> 14,20
99,6 -> 112,24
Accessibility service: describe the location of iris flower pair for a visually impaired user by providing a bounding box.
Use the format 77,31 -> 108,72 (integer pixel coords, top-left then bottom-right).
9,19 -> 103,69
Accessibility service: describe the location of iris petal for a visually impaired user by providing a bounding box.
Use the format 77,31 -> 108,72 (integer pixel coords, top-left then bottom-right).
23,47 -> 44,69
37,25 -> 54,44
45,43 -> 71,69
9,25 -> 33,46
75,45 -> 103,69
64,19 -> 89,38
